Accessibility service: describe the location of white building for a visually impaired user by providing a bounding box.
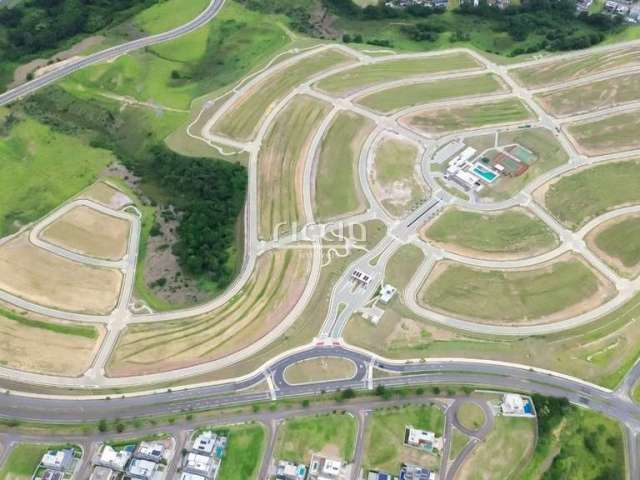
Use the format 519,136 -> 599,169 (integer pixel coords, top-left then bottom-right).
192,431 -> 216,455
41,449 -> 75,471
404,426 -> 443,453
308,454 -> 347,480
136,442 -> 165,462
276,460 -> 307,480
127,458 -> 157,479
501,393 -> 535,417
97,445 -> 131,471
352,269 -> 372,286
379,284 -> 397,304
184,452 -> 213,475
180,474 -> 207,480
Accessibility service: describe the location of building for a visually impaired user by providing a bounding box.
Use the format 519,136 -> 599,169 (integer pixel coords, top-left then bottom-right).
135,442 -> 165,462
399,464 -> 436,480
126,458 -> 158,479
379,284 -> 397,304
500,393 -> 535,417
352,269 -> 372,286
191,431 -> 217,455
404,426 -> 443,453
95,445 -> 133,471
308,454 -> 347,480
275,460 -> 307,480
180,474 -> 207,480
41,449 -> 75,471
183,452 -> 214,478
89,466 -> 115,480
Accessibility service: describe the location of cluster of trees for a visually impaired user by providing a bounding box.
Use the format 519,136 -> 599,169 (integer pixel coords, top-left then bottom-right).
138,146 -> 247,285
0,0 -> 158,61
457,0 -> 624,53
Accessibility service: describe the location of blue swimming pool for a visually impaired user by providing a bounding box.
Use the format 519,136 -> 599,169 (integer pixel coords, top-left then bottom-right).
473,165 -> 497,182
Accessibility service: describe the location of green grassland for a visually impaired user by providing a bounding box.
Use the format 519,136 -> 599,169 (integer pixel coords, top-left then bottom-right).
363,404 -> 445,473
0,307 -> 97,339
449,429 -> 469,461
480,127 -> 569,201
456,402 -> 485,431
567,109 -> 640,156
217,424 -> 265,480
134,0 -> 210,34
357,74 -> 506,114
536,72 -> 640,117
0,112 -> 114,237
420,257 -> 607,323
315,52 -> 480,96
0,443 -> 79,480
274,413 -> 356,464
457,417 -> 536,480
314,111 -> 374,221
511,45 -> 640,88
594,215 -> 640,273
259,95 -> 331,240
62,2 -> 290,111
521,404 -> 624,480
406,98 -> 532,136
215,48 -> 352,141
372,136 -> 427,218
423,207 -> 558,258
544,159 -> 640,229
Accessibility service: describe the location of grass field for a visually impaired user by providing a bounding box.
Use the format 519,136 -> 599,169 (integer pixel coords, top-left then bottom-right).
590,214 -> 640,278
0,443 -> 79,480
479,127 -> 569,201
420,256 -> 612,324
457,417 -> 536,480
107,248 -> 312,376
314,111 -> 374,221
274,413 -> 357,464
370,136 -> 428,218
63,2 -> 290,112
357,74 -> 506,114
543,159 -> 640,229
134,0 -> 210,34
422,207 -> 557,259
215,48 -> 352,141
217,423 -> 265,480
41,205 -> 130,261
0,114 -> 114,237
284,357 -> 356,384
521,407 -> 624,479
0,234 -> 122,315
259,95 -> 331,240
315,52 -> 481,96
404,98 -> 533,136
456,402 -> 486,431
363,404 -> 445,473
567,109 -> 640,156
536,72 -> 640,117
511,45 -> 640,88
0,307 -> 100,376
449,428 -> 469,461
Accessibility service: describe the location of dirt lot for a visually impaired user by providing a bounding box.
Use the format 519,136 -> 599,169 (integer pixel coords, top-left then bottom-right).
42,205 -> 131,260
0,234 -> 122,314
80,181 -> 132,210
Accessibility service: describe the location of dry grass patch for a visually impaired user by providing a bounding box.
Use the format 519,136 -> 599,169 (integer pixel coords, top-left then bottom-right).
41,205 -> 130,260
284,357 -> 356,384
107,248 -> 312,376
0,234 -> 122,314
0,308 -> 102,376
79,181 -> 132,209
370,136 -> 428,218
259,95 -> 331,240
567,109 -> 640,156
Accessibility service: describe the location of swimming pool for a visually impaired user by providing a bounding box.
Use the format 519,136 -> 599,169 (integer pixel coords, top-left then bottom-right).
473,165 -> 498,183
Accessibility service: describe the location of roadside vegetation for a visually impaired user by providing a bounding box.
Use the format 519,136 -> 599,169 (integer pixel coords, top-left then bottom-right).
543,159 -> 640,229
521,395 -> 625,479
284,357 -> 356,384
422,207 -> 558,259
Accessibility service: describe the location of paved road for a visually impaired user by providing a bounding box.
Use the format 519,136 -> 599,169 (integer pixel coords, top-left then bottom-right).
0,0 -> 227,107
